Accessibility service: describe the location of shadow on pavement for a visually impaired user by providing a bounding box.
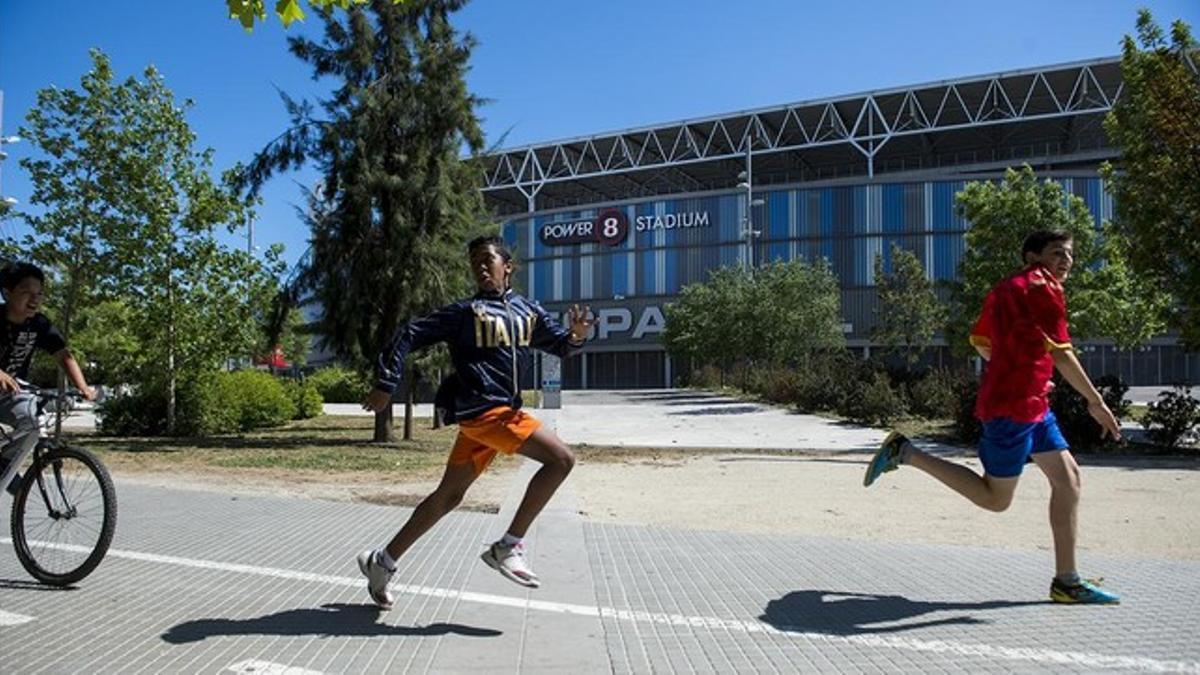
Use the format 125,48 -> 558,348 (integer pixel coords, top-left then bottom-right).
621,392 -> 729,403
761,590 -> 1044,635
668,405 -> 764,416
0,578 -> 77,591
162,603 -> 503,644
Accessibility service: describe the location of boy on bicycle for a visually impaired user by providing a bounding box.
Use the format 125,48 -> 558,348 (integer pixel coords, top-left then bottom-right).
1,262 -> 95,491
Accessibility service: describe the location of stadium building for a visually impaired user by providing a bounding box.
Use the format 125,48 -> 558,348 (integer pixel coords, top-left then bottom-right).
485,56 -> 1192,389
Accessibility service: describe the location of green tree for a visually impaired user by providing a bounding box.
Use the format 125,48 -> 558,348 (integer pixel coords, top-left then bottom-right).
252,243 -> 312,372
752,259 -> 845,367
69,299 -> 143,386
239,0 -> 486,442
664,266 -> 749,384
951,165 -> 1169,357
872,244 -> 946,367
19,49 -> 272,434
1102,10 -> 1200,347
17,50 -> 130,429
226,0 -> 403,30
664,260 -> 844,384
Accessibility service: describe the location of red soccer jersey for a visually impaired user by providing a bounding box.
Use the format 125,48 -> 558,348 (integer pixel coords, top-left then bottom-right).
969,264 -> 1072,423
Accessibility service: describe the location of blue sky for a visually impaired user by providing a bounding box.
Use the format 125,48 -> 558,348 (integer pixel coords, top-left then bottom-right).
2,0 -> 1197,268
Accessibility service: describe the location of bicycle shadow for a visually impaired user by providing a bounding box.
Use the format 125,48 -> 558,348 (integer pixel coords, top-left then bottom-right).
761,590 -> 1045,635
161,603 -> 503,644
0,578 -> 77,591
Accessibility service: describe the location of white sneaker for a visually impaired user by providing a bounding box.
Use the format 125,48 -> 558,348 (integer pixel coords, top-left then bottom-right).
356,550 -> 395,610
481,541 -> 540,588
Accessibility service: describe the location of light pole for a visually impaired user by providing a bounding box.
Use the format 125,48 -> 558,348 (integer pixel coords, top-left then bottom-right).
737,139 -> 765,274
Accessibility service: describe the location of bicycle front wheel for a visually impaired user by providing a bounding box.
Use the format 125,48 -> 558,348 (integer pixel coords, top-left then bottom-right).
11,445 -> 117,586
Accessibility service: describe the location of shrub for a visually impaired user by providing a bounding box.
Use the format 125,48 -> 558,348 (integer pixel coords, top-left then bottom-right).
788,351 -> 875,413
952,374 -> 982,444
307,365 -> 372,403
749,368 -> 805,405
97,385 -> 168,436
98,369 -> 299,436
1142,385 -> 1199,448
1049,374 -> 1130,451
174,371 -> 241,436
284,378 -> 324,420
908,369 -> 961,420
837,371 -> 908,426
226,370 -> 297,430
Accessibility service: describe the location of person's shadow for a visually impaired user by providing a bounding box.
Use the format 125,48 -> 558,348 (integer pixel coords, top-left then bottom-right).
162,603 -> 503,644
761,590 -> 1045,635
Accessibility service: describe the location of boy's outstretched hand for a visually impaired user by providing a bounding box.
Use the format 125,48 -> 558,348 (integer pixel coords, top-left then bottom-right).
362,388 -> 392,413
0,370 -> 17,394
567,304 -> 594,342
1089,399 -> 1122,441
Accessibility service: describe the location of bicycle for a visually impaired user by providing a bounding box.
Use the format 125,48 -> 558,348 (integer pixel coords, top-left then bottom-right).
0,383 -> 117,586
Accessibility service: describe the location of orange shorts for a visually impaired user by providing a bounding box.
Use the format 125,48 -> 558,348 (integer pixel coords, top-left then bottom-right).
448,406 -> 542,477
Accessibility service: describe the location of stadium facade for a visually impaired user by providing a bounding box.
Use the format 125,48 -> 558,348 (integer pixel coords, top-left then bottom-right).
484,56 -> 1193,389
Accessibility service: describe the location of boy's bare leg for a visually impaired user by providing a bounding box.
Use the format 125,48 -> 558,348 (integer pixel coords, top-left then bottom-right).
1032,450 -> 1081,576
384,460 -> 479,560
905,447 -> 1021,513
505,427 -> 575,538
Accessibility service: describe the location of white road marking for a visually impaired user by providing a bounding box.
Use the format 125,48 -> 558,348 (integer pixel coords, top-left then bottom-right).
4,537 -> 1198,673
0,609 -> 35,626
225,659 -> 323,675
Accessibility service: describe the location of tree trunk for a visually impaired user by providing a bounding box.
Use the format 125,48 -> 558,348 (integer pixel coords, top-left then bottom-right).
403,362 -> 415,441
404,384 -> 415,440
431,367 -> 442,429
373,404 -> 395,443
54,370 -> 67,438
166,258 -> 177,435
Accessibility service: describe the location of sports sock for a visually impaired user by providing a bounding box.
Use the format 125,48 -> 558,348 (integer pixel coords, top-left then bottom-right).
499,533 -> 522,548
377,548 -> 397,572
1056,571 -> 1081,586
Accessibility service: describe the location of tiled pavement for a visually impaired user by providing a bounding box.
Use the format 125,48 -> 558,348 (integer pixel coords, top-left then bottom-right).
3,469 -> 1199,674
8,392 -> 1200,673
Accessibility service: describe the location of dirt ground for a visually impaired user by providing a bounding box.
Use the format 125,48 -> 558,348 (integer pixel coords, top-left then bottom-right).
570,450 -> 1200,561
110,448 -> 1200,561
114,455 -> 521,514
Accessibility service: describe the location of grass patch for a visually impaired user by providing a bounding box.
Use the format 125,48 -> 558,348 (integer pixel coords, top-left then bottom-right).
1127,404 -> 1148,424
75,415 -> 459,477
893,417 -> 959,444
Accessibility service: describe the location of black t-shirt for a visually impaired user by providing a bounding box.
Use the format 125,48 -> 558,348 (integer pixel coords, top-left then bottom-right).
0,305 -> 66,380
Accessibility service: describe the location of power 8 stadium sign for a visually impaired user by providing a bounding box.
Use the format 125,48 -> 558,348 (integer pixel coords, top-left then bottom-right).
539,209 -> 629,247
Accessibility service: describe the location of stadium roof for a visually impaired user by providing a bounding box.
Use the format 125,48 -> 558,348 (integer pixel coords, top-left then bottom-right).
481,56 -> 1123,216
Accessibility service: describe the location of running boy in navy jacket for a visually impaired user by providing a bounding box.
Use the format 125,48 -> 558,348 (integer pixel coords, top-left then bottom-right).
358,236 -> 592,609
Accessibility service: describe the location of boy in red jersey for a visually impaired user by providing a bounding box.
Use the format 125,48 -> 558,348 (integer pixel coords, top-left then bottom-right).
864,231 -> 1122,604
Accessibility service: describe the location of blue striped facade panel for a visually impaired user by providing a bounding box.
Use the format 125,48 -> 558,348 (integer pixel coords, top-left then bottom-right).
719,244 -> 740,267
616,252 -> 632,297
930,182 -> 963,231
905,184 -> 924,233
506,176 -> 1108,303
819,189 -> 836,238
766,242 -> 789,264
767,191 -> 789,240
881,184 -> 906,233
638,248 -> 656,296
933,234 -> 965,280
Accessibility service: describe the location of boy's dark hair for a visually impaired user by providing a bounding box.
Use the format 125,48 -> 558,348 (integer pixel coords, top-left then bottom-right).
1021,230 -> 1072,259
0,262 -> 46,291
467,235 -> 513,263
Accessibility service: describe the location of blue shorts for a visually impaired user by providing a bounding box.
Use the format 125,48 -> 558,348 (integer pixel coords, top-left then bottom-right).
978,410 -> 1069,478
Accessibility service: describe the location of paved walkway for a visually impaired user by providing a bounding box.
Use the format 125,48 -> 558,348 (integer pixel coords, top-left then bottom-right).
3,473 -> 1198,673
7,390 -> 1197,673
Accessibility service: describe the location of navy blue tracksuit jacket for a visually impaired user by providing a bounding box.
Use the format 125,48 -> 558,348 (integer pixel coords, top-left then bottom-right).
375,289 -> 584,421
